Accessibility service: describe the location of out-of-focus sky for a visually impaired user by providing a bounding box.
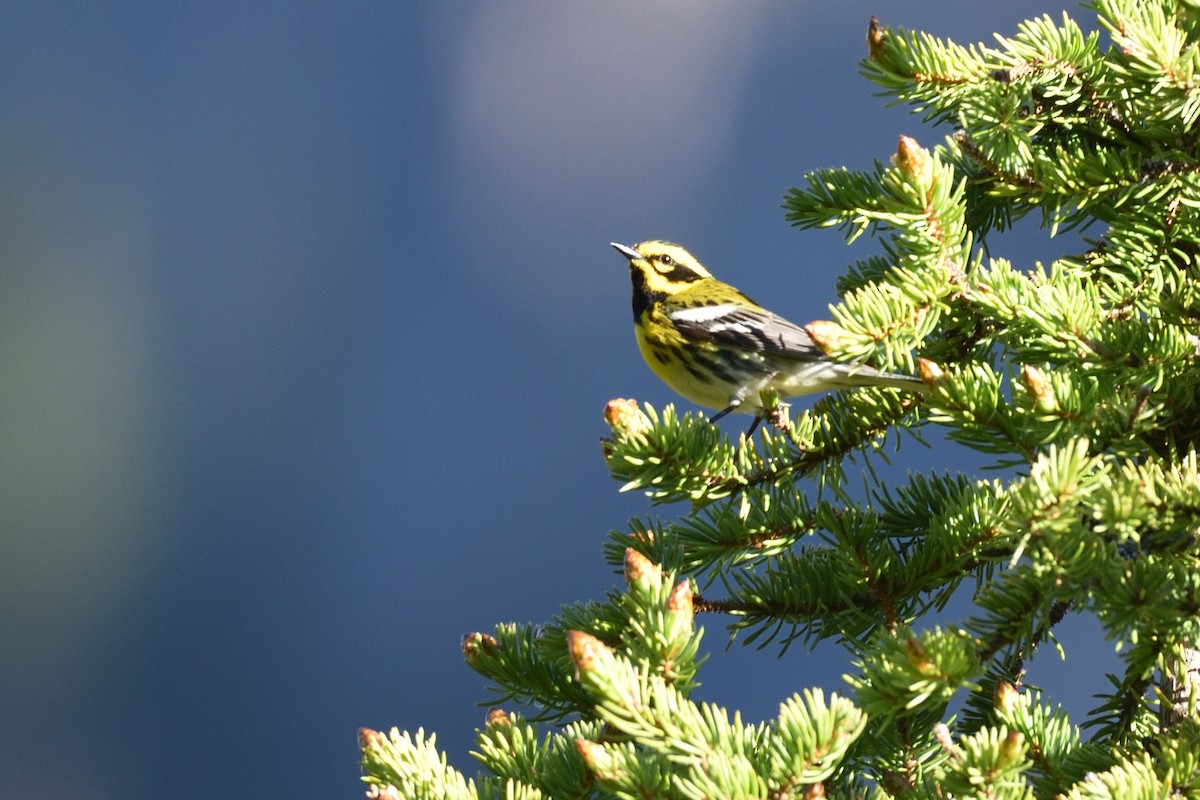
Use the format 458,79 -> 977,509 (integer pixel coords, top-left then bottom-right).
1,2 -> 1102,797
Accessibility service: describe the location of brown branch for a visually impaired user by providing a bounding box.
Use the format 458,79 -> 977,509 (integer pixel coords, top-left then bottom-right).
954,131 -> 1039,190
713,398 -> 921,496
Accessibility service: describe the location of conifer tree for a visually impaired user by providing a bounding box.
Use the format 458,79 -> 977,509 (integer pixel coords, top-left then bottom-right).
361,2 -> 1200,796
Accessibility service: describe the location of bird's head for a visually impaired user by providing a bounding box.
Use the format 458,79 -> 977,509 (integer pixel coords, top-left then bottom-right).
611,240 -> 712,298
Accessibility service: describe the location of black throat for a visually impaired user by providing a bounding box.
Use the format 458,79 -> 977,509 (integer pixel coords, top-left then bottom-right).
630,269 -> 666,320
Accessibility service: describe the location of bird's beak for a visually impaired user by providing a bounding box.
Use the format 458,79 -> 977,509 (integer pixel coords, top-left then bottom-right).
610,242 -> 642,261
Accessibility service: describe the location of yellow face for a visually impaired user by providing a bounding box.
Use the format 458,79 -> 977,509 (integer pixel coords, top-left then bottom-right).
613,241 -> 712,298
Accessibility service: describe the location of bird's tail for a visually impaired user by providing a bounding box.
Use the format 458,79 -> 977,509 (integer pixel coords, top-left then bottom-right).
837,364 -> 928,394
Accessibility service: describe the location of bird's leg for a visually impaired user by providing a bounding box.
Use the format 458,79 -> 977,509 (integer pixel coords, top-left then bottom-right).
709,389 -> 750,425
745,415 -> 763,437
709,403 -> 738,424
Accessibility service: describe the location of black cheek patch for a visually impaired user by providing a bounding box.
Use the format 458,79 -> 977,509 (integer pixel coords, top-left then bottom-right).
660,264 -> 702,283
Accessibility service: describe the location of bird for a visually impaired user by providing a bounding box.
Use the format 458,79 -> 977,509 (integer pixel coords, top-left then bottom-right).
611,240 -> 925,433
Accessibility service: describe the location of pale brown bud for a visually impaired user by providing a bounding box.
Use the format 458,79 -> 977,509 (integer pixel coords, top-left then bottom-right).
994,679 -> 1019,716
575,738 -> 606,769
486,707 -> 511,727
604,398 -> 650,438
906,637 -> 937,675
998,730 -> 1025,766
917,357 -> 943,384
933,722 -> 959,758
667,580 -> 694,639
1021,364 -> 1055,412
567,630 -> 608,673
358,727 -> 386,752
867,16 -> 887,60
624,547 -> 661,587
804,320 -> 846,354
462,632 -> 500,666
895,135 -> 930,180
667,580 -> 693,619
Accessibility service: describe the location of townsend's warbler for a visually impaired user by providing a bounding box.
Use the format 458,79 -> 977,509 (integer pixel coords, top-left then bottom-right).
612,240 -> 925,429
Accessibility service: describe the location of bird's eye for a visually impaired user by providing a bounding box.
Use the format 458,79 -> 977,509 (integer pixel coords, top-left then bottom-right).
660,254 -> 674,267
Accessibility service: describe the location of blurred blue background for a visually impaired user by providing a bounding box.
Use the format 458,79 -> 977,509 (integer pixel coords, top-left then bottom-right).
1,2 -> 1103,797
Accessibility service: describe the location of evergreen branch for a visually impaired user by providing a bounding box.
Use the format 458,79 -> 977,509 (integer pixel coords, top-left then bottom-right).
601,401 -> 743,505
612,490 -> 820,576
989,682 -> 1115,797
359,727 -> 473,800
716,393 -> 921,496
369,6 -> 1200,796
832,507 -> 901,637
998,599 -> 1073,684
601,395 -> 921,508
955,130 -> 1040,190
462,627 -> 593,722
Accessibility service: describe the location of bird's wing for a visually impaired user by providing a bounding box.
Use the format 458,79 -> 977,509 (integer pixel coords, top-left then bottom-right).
665,302 -> 824,361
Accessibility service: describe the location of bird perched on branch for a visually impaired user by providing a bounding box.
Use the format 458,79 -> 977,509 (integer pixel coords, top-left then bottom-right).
612,240 -> 925,433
